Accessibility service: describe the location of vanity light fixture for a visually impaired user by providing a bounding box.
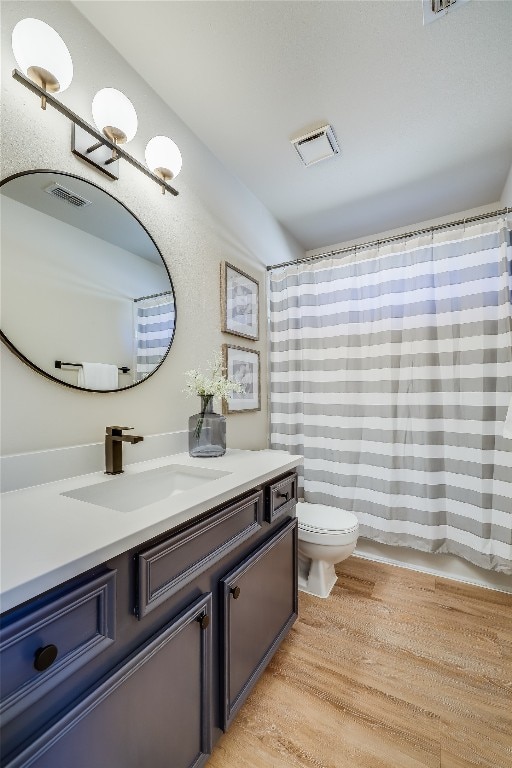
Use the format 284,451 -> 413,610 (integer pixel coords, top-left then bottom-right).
145,136 -> 182,194
92,88 -> 138,161
11,19 -> 179,197
11,18 -> 73,110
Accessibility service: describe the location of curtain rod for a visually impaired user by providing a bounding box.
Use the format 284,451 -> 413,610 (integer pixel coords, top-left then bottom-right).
267,206 -> 512,272
133,290 -> 173,303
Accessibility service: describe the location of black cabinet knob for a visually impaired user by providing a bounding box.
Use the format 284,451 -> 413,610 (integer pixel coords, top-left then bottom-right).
197,613 -> 210,630
230,586 -> 241,599
34,644 -> 58,672
276,491 -> 289,501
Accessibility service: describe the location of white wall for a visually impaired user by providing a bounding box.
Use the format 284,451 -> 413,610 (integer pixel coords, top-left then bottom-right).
0,0 -> 303,455
305,201 -> 503,259
500,161 -> 512,207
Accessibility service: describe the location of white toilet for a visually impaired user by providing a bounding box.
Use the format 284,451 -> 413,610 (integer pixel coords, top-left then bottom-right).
296,501 -> 359,598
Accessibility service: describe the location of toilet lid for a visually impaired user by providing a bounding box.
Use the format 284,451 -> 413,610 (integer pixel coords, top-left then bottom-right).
297,501 -> 358,534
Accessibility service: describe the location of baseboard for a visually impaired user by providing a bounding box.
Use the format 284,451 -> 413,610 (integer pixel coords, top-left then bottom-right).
354,539 -> 512,594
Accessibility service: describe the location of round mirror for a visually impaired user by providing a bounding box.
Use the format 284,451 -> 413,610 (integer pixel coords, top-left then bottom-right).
0,170 -> 176,391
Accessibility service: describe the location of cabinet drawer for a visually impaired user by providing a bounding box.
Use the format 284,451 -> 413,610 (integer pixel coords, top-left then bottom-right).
0,570 -> 116,725
220,517 -> 298,729
5,594 -> 212,768
265,472 -> 297,523
137,491 -> 262,619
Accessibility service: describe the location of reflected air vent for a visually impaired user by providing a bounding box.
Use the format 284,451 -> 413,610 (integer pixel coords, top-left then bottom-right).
44,183 -> 92,207
291,125 -> 340,167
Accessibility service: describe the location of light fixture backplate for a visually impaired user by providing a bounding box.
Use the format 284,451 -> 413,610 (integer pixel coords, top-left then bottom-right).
72,124 -> 119,180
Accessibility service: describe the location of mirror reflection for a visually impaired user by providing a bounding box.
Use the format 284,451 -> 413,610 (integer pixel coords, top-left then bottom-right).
0,171 -> 176,391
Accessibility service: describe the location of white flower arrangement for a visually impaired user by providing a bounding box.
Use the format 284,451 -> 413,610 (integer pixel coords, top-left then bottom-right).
184,353 -> 242,402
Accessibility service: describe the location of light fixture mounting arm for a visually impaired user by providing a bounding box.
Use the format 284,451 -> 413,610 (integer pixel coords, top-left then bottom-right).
12,68 -> 179,197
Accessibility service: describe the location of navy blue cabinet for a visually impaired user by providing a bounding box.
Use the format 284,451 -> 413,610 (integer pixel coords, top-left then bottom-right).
220,517 -> 298,729
5,594 -> 212,768
0,570 -> 116,727
137,491 -> 262,618
0,472 -> 297,768
265,474 -> 298,523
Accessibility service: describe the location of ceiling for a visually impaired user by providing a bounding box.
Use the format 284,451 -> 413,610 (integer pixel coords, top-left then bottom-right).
74,0 -> 512,252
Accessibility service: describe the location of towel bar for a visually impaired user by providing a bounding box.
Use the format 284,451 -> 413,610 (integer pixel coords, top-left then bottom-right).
55,361 -> 130,374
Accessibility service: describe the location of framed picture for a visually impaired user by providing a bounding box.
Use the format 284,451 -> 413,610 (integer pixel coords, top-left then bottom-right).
222,344 -> 260,413
221,261 -> 259,341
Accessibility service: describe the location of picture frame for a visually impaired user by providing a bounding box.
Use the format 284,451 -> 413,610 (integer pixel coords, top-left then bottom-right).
221,261 -> 259,341
222,344 -> 260,414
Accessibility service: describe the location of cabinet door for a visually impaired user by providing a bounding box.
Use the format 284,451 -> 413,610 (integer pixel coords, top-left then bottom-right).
0,570 -> 116,726
5,594 -> 212,768
220,518 -> 298,729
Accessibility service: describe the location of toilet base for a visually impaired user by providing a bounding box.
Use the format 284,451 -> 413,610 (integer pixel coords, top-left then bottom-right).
298,555 -> 338,599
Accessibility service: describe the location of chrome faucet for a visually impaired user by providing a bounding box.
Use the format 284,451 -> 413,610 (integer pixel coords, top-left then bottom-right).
105,426 -> 144,475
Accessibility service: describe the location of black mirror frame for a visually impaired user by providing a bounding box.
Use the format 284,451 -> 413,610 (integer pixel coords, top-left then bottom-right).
0,169 -> 177,393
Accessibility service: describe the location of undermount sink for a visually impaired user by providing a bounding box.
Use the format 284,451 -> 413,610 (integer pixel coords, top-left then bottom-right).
61,464 -> 231,513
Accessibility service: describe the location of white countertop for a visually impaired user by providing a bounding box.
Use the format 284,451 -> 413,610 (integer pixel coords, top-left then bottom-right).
0,449 -> 301,614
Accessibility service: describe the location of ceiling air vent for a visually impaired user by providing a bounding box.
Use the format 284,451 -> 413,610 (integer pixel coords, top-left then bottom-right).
432,0 -> 456,12
44,183 -> 92,208
423,0 -> 470,24
291,125 -> 340,167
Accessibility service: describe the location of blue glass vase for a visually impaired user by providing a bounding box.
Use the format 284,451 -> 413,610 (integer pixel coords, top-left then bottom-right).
188,396 -> 226,458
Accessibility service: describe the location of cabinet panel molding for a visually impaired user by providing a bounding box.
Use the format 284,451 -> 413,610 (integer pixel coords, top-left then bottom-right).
265,473 -> 298,523
137,491 -> 262,618
0,570 -> 116,726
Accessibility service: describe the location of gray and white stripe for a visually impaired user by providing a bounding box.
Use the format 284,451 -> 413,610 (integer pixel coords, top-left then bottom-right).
270,221 -> 512,574
135,295 -> 176,379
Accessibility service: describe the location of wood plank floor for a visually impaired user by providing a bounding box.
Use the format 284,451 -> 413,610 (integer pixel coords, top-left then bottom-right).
207,557 -> 512,768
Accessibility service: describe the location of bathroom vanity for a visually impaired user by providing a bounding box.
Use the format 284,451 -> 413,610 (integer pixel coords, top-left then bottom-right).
0,450 -> 300,767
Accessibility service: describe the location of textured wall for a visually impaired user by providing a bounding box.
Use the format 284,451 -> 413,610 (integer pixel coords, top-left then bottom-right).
0,1 -> 302,455
501,162 -> 512,207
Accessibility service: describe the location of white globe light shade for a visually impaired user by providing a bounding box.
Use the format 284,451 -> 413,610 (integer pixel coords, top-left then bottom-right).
92,88 -> 138,144
145,136 -> 182,180
12,18 -> 73,92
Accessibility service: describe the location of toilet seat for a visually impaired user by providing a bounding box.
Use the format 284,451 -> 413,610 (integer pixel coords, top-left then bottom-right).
296,502 -> 358,535
298,527 -> 358,546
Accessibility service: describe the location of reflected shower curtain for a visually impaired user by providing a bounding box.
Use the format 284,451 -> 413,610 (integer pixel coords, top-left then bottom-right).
270,220 -> 512,573
134,292 -> 175,380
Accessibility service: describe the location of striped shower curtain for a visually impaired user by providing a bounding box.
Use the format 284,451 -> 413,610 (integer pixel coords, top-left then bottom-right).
134,293 -> 175,380
270,220 -> 512,574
